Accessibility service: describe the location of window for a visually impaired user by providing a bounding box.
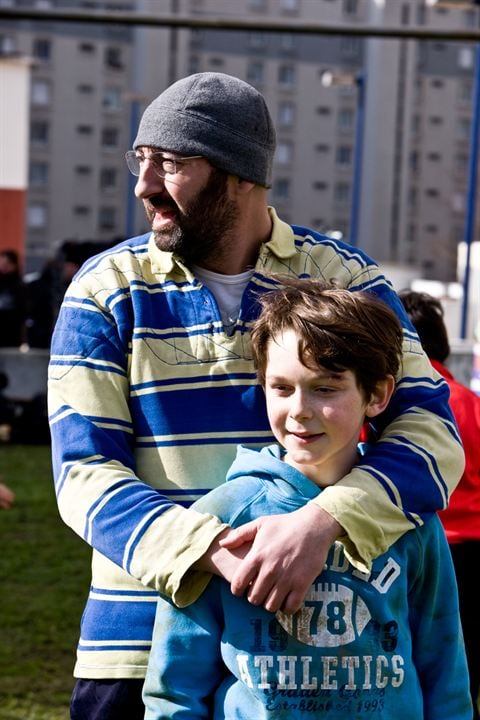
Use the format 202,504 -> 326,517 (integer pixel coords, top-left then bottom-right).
29,162 -> 49,187
75,165 -> 92,175
79,42 -> 96,53
273,178 -> 291,200
340,37 -> 361,59
343,0 -> 358,14
458,79 -> 472,104
28,203 -> 48,229
427,152 -> 441,162
99,207 -> 116,231
458,47 -> 473,70
313,181 -> 328,190
249,32 -> 267,50
429,115 -> 443,126
31,80 -> 51,106
101,127 -> 119,147
452,193 -> 464,213
105,46 -> 123,70
315,143 -> 330,153
334,182 -> 350,204
78,83 -> 94,94
280,34 -> 297,53
278,64 -> 295,88
316,106 -> 331,116
0,34 -> 16,53
431,79 -> 444,88
248,0 -> 266,9
338,108 -> 354,131
31,120 -> 49,145
100,168 -> 117,191
280,0 -> 299,11
247,61 -> 264,85
33,38 -> 51,60
278,101 -> 295,127
425,188 -> 439,198
74,205 -> 91,216
457,117 -> 471,140
276,141 -> 293,164
103,86 -> 121,110
77,124 -> 94,135
336,146 -> 352,165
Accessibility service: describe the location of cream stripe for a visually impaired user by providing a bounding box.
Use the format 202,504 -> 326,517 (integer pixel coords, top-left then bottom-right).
135,429 -> 273,443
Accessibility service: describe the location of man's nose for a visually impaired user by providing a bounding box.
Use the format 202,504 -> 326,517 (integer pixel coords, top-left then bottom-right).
134,160 -> 165,198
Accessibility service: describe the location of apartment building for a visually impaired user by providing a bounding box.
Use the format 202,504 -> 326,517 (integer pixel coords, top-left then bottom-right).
0,0 -> 135,271
1,0 -> 479,288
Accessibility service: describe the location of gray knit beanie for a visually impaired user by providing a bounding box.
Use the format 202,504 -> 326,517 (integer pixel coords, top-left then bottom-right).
133,72 -> 276,187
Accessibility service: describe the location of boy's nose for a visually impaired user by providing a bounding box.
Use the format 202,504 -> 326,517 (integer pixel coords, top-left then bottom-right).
289,391 -> 313,420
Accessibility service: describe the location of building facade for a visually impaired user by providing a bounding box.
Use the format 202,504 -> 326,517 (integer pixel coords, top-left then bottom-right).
1,0 -> 479,300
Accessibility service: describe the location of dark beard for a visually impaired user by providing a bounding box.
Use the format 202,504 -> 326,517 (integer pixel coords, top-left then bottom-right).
153,168 -> 239,267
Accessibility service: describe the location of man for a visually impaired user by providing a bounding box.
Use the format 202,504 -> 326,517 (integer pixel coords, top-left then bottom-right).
48,72 -> 464,719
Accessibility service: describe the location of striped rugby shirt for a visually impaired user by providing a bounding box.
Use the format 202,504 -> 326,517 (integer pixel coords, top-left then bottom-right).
48,208 -> 464,679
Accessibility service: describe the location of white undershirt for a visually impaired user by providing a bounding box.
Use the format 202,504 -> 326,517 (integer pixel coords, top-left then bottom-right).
192,265 -> 254,335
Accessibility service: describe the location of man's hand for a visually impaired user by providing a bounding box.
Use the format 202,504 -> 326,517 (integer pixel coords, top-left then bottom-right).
195,527 -> 252,581
220,503 -> 342,614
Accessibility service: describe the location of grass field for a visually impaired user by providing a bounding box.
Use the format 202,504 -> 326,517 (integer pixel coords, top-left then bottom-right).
0,444 -> 91,720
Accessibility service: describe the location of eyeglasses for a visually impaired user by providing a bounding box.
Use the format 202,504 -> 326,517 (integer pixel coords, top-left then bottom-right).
124,150 -> 203,178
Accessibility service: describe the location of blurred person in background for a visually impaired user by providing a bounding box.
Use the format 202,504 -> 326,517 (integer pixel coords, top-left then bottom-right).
399,289 -> 480,719
0,249 -> 25,348
0,481 -> 15,509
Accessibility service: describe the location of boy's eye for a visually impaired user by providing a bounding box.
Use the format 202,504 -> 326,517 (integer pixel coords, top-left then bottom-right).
270,383 -> 291,393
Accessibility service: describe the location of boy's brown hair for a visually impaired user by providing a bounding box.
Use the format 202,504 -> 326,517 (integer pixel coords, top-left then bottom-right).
251,277 -> 403,399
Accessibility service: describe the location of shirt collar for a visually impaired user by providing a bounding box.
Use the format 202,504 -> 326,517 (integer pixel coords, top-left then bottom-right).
147,206 -> 296,278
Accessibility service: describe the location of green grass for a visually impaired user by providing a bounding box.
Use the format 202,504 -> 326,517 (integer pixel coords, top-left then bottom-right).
0,445 -> 91,720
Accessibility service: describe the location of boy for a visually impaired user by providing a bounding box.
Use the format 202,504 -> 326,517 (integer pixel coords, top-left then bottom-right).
143,278 -> 471,719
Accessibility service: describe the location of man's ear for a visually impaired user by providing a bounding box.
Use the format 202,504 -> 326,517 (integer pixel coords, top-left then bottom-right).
365,375 -> 395,418
229,176 -> 256,196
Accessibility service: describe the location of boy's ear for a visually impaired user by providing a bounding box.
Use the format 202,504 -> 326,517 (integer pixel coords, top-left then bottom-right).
365,376 -> 395,418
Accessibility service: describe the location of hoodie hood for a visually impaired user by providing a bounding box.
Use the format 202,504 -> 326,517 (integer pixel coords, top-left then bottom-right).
226,444 -> 321,502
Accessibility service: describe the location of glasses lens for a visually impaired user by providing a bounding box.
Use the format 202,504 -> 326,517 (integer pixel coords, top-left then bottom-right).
125,151 -> 140,176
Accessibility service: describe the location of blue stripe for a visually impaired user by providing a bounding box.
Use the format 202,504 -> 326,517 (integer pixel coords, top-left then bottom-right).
80,596 -> 157,642
131,371 -> 257,393
136,434 -> 274,449
131,384 -> 269,437
91,586 -> 158,597
87,484 -> 173,566
78,643 -> 152,652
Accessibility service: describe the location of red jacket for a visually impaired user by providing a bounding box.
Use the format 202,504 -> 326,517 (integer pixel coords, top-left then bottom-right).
433,359 -> 480,543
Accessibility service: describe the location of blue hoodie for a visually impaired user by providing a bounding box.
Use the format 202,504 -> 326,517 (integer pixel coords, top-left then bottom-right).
143,445 -> 472,719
